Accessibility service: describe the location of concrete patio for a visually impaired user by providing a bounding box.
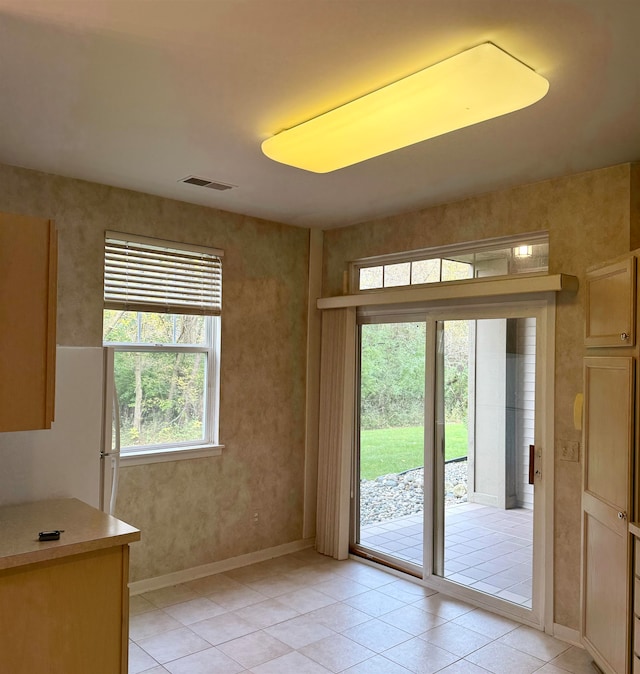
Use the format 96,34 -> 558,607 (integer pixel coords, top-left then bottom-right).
359,502 -> 533,608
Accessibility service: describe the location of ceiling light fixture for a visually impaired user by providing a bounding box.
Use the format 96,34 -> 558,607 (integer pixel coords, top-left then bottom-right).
261,42 -> 549,173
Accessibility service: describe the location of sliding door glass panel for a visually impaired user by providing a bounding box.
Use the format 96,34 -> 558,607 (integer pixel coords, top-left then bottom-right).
435,318 -> 535,608
356,321 -> 426,571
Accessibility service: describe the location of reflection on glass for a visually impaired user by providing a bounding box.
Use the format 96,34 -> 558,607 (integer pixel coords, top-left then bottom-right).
355,237 -> 549,291
441,259 -> 473,282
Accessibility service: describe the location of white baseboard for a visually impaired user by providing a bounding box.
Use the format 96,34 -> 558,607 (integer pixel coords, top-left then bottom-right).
553,623 -> 582,647
129,537 -> 315,595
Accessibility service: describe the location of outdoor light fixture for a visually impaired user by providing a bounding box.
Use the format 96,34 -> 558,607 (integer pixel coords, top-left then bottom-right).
261,42 -> 549,173
514,245 -> 534,258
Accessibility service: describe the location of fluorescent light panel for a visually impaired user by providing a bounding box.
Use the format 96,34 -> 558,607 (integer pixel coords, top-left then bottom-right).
262,42 -> 549,173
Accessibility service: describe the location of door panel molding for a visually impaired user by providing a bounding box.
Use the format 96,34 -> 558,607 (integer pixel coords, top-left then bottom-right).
581,356 -> 634,674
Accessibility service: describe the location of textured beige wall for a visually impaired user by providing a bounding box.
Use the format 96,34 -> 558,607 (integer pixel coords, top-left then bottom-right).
3,159 -> 635,620
323,163 -> 634,631
0,163 -> 310,582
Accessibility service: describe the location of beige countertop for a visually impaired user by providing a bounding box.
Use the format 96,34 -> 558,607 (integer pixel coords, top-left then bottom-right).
0,498 -> 140,571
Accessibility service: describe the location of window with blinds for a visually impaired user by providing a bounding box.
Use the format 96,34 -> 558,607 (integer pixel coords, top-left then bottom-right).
104,232 -> 223,315
102,232 -> 223,462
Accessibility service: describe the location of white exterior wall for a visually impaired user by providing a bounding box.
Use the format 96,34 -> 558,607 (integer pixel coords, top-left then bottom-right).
516,318 -> 536,509
469,316 -> 536,510
471,319 -> 507,507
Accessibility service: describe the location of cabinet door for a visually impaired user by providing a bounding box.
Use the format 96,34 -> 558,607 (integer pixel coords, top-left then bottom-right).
582,356 -> 634,674
585,257 -> 636,347
0,546 -> 129,674
0,212 -> 57,431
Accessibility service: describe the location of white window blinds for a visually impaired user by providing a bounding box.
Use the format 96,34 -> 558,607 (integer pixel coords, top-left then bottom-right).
104,232 -> 223,315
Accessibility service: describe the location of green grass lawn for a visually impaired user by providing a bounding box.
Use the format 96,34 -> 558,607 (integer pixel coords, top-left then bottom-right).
360,423 -> 467,480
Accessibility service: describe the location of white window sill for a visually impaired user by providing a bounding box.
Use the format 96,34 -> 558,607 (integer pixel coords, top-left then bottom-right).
118,444 -> 224,466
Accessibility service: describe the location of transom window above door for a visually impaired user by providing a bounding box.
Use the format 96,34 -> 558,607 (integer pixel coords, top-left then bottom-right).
351,233 -> 549,292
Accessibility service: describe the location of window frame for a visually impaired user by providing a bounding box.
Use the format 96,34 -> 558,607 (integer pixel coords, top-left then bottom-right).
103,315 -> 223,465
350,232 -> 549,294
103,231 -> 223,465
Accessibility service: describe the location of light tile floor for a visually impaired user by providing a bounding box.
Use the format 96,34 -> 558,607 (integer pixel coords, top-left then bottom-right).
360,503 -> 533,607
129,548 -> 595,673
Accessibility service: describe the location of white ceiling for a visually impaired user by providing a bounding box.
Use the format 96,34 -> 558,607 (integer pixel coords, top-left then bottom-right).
1,0 -> 639,229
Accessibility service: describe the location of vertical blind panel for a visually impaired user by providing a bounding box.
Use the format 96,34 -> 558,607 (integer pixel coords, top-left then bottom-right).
104,237 -> 222,315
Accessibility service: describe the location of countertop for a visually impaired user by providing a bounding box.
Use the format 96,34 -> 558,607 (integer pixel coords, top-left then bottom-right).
0,498 -> 140,570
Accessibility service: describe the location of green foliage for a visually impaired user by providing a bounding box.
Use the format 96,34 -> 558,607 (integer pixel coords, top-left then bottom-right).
114,350 -> 206,447
103,310 -> 206,345
360,423 -> 468,480
360,322 -> 426,430
104,310 -> 209,448
360,320 -> 470,429
443,320 -> 470,424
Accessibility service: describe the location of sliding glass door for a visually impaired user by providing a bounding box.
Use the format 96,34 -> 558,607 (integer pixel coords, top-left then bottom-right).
351,302 -> 549,623
433,317 -> 536,609
354,320 -> 426,574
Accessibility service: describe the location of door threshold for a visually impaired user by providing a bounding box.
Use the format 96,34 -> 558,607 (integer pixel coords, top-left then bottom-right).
349,551 -> 543,630
350,545 -> 422,579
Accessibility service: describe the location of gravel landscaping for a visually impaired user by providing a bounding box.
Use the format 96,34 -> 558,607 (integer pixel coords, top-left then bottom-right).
360,458 -> 468,525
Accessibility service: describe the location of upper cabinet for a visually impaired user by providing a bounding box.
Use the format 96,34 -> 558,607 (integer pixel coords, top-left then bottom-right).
585,256 -> 636,348
0,212 -> 57,432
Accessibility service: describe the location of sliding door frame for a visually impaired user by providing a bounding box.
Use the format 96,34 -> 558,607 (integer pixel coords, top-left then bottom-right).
423,298 -> 554,630
350,293 -> 555,632
351,311 -> 427,577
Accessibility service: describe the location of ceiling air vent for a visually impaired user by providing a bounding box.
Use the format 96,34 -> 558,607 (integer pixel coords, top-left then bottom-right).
180,176 -> 236,191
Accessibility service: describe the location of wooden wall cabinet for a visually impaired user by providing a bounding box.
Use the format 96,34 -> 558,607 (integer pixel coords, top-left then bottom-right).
585,256 -> 636,348
0,211 -> 57,431
582,253 -> 640,674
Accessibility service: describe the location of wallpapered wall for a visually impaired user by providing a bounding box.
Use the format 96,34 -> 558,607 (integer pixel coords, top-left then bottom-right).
2,159 -> 637,630
0,162 -> 310,582
322,162 -> 638,631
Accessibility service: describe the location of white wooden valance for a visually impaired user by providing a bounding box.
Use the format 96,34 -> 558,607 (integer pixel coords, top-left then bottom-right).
317,273 -> 578,311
